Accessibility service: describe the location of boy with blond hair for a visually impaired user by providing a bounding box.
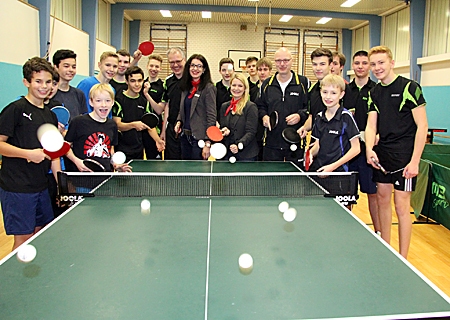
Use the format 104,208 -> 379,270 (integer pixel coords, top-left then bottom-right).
366,45 -> 428,258
309,74 -> 360,172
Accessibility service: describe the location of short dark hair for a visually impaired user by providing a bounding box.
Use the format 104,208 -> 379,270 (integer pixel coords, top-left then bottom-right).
23,57 -> 54,82
332,51 -> 346,67
219,57 -> 234,69
52,69 -> 60,83
125,66 -> 144,81
116,49 -> 131,58
352,50 -> 369,60
311,48 -> 333,64
245,56 -> 258,65
180,54 -> 212,92
52,49 -> 77,67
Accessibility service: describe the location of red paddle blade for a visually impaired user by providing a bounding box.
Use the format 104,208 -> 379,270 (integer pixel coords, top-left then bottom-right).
138,41 -> 154,56
304,149 -> 311,171
206,126 -> 223,142
44,141 -> 71,159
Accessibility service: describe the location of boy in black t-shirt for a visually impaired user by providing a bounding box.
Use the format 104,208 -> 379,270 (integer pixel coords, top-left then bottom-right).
65,84 -> 131,172
366,46 -> 428,259
112,66 -> 165,161
0,57 -> 61,250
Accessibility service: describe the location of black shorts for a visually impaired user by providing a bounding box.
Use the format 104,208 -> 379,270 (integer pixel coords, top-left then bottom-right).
372,146 -> 416,192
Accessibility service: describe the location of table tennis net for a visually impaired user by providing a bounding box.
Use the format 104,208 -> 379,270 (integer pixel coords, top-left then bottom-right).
58,171 -> 359,198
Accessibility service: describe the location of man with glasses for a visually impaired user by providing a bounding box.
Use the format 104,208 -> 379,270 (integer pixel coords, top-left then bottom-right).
146,47 -> 186,159
257,47 -> 310,162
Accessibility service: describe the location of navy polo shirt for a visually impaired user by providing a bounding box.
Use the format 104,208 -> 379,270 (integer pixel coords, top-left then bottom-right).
311,106 -> 360,172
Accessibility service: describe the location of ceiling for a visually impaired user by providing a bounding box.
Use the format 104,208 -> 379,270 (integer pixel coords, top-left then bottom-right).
116,0 -> 408,29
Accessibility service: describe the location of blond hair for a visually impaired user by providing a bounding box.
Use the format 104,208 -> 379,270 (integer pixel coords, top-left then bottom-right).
148,54 -> 163,64
89,83 -> 115,100
256,57 -> 273,70
99,51 -> 119,63
230,73 -> 249,115
321,74 -> 345,92
368,46 -> 393,60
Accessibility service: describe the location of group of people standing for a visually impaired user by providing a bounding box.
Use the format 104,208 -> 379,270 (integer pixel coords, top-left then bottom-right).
0,43 -> 428,259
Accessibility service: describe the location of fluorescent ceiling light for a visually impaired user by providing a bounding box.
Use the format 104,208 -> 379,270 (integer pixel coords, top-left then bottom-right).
248,0 -> 260,2
160,10 -> 172,18
202,11 -> 211,19
316,17 -> 332,24
341,0 -> 361,7
279,15 -> 293,22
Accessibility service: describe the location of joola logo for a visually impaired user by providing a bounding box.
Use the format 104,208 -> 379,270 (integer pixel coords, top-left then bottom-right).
391,94 -> 400,97
329,130 -> 339,135
336,195 -> 358,205
290,92 -> 299,96
60,195 -> 83,202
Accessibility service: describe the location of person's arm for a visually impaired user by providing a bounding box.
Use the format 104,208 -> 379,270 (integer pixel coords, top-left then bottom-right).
319,137 -> 360,173
130,50 -> 143,67
50,157 -> 62,182
404,105 -> 428,178
365,111 -> 378,167
113,116 -> 149,132
147,128 -> 165,152
0,135 -> 48,163
143,82 -> 165,115
298,115 -> 312,138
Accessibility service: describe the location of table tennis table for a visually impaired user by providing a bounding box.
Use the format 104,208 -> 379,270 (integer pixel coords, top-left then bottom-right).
1,160 -> 450,319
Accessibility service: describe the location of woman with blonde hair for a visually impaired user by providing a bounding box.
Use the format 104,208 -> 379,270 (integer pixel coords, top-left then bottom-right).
219,73 -> 259,161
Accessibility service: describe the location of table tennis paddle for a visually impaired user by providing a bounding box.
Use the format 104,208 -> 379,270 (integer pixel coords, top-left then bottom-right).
371,157 -> 388,175
44,141 -> 71,159
269,111 -> 278,130
83,158 -> 106,172
37,123 -> 64,152
304,148 -> 311,171
141,113 -> 159,128
282,127 -> 301,144
210,143 -> 227,160
51,106 -> 70,128
206,126 -> 223,142
138,41 -> 155,56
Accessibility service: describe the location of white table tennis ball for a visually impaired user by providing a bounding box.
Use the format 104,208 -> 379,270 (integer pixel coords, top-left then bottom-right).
141,199 -> 151,215
198,140 -> 205,148
238,142 -> 244,150
229,156 -> 236,164
112,151 -> 126,164
290,144 -> 297,152
283,207 -> 297,222
278,201 -> 289,213
238,253 -> 253,269
40,130 -> 64,152
17,244 -> 37,263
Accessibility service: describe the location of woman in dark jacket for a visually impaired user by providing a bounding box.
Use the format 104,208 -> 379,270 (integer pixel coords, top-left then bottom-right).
219,73 -> 259,161
175,54 -> 216,160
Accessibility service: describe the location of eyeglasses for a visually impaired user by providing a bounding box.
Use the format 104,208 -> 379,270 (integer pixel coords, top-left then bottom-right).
190,63 -> 203,70
169,60 -> 183,66
274,59 -> 292,65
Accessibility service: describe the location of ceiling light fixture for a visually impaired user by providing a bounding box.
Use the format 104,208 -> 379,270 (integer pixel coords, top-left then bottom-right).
279,15 -> 293,22
341,0 -> 361,8
316,17 -> 332,24
202,11 -> 211,19
160,10 -> 172,18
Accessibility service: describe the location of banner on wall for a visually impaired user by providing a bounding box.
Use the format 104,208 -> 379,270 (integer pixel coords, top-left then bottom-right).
422,162 -> 450,229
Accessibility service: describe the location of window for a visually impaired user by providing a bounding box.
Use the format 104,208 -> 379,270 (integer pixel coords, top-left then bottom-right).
352,24 -> 369,53
424,0 -> 450,56
382,7 -> 410,62
97,0 -> 110,44
51,0 -> 81,28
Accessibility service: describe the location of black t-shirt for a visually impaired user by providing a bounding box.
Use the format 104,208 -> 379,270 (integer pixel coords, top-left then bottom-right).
143,78 -> 164,104
0,97 -> 58,192
112,91 -> 150,154
53,86 -> 88,120
308,81 -> 326,127
215,81 -> 231,117
110,78 -> 128,97
64,114 -> 118,172
368,75 -> 426,153
343,78 -> 376,131
162,74 -> 182,124
311,106 -> 360,172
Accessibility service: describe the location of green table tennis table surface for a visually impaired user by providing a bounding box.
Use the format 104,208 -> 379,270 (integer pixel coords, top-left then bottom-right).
1,160 -> 450,319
